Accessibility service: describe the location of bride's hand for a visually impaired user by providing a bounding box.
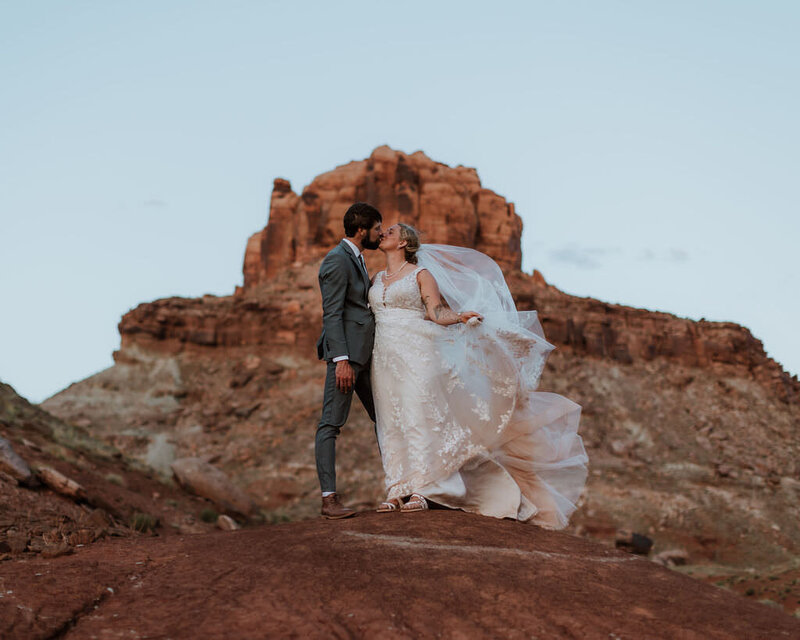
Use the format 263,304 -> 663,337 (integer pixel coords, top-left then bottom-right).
459,311 -> 482,325
418,270 -> 483,327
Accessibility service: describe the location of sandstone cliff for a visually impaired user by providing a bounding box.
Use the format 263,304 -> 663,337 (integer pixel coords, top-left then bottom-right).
243,145 -> 522,286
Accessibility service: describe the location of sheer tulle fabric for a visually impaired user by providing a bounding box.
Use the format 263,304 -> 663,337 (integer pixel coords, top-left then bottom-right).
370,247 -> 588,529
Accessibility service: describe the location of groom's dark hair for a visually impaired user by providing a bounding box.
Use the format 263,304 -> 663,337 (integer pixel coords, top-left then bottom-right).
343,202 -> 382,237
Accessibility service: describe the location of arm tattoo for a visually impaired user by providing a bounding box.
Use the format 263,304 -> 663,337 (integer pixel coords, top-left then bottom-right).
423,294 -> 460,325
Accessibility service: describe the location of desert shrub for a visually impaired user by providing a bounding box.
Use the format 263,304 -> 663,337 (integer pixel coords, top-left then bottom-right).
200,508 -> 219,523
105,473 -> 125,486
130,513 -> 157,532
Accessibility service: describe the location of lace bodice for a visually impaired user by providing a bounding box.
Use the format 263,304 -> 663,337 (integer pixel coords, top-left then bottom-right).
369,266 -> 426,316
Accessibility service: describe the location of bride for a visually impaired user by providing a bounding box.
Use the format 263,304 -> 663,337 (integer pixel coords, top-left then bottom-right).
369,223 -> 588,529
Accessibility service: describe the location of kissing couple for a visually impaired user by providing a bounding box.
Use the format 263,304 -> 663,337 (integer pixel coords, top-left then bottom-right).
315,203 -> 588,528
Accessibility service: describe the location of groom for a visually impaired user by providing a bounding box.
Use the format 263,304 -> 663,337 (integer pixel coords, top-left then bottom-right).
315,202 -> 383,518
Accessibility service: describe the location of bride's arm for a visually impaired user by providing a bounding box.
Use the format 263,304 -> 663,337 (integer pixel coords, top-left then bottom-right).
417,269 -> 482,326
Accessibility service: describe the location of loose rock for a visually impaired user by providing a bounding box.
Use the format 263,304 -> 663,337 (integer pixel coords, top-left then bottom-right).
615,529 -> 654,555
653,549 -> 689,567
0,436 -> 33,484
41,542 -> 72,559
171,457 -> 256,518
37,466 -> 87,500
7,533 -> 29,554
216,515 -> 240,531
68,529 -> 97,546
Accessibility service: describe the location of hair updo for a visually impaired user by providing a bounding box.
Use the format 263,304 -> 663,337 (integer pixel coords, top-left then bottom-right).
397,223 -> 421,264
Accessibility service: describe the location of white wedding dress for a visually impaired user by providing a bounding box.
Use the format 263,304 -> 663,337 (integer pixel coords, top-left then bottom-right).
369,253 -> 588,529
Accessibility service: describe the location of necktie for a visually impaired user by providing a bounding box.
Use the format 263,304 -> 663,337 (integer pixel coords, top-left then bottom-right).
358,254 -> 368,278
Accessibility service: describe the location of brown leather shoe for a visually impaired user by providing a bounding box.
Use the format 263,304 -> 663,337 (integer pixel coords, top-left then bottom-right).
321,493 -> 356,519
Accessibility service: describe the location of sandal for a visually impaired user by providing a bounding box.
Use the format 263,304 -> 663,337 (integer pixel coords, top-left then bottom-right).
377,498 -> 401,513
400,493 -> 429,513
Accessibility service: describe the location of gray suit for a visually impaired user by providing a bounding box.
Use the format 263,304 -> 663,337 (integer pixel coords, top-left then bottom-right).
315,240 -> 377,493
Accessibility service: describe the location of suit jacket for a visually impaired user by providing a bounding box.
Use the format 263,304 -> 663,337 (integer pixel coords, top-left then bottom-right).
316,240 -> 375,366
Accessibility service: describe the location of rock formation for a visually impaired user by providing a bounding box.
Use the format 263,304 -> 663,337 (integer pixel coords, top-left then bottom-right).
242,145 -> 523,286
41,146 -> 800,602
505,270 -> 800,405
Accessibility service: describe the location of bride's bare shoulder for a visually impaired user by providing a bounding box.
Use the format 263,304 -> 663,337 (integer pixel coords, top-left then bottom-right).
415,267 -> 434,286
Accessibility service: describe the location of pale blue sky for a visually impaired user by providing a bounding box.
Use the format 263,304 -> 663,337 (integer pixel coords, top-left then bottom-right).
1,1 -> 798,403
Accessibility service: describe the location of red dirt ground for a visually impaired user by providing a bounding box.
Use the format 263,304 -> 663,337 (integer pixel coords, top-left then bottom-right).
2,511 -> 798,639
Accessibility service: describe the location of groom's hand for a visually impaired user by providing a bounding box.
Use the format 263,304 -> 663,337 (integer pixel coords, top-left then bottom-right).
335,360 -> 356,394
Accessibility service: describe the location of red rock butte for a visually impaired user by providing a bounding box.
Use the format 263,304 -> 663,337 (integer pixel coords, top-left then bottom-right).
243,145 -> 523,287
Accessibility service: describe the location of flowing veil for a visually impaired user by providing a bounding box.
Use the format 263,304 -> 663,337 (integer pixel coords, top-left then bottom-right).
414,244 -> 588,528
416,244 -> 519,314
417,244 -> 553,391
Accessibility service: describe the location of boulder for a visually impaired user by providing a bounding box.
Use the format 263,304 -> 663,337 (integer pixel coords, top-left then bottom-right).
171,457 -> 256,518
653,549 -> 690,567
37,466 -> 87,500
7,532 -> 29,554
216,515 -> 240,531
41,542 -> 72,558
0,436 -> 33,484
615,529 -> 654,555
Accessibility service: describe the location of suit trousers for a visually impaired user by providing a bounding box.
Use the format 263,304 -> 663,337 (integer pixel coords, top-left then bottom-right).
315,359 -> 376,493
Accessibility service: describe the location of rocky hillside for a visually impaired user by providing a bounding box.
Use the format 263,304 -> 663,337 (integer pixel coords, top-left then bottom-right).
0,380 -> 243,564
41,147 -> 800,611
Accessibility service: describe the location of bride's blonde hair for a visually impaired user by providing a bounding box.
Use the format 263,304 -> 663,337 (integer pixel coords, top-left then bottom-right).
397,223 -> 421,265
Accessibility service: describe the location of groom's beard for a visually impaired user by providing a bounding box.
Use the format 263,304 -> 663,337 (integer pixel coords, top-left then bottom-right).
362,236 -> 381,250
